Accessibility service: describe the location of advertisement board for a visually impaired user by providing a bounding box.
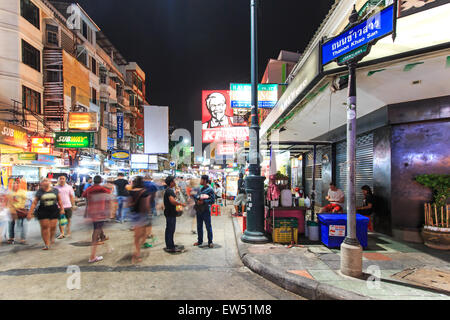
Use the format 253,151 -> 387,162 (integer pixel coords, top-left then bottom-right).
30,137 -> 53,154
54,132 -> 94,148
131,163 -> 149,170
0,120 -> 28,149
202,90 -> 250,143
144,106 -> 169,154
112,150 -> 130,161
68,112 -> 98,131
230,83 -> 279,108
117,112 -> 124,140
226,175 -> 239,197
217,143 -> 239,156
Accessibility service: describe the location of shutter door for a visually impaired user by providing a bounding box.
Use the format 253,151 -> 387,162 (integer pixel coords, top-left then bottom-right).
335,133 -> 374,209
304,149 -> 323,202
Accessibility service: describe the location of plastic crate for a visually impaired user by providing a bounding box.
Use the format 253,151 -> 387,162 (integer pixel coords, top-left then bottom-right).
274,218 -> 298,228
273,226 -> 298,244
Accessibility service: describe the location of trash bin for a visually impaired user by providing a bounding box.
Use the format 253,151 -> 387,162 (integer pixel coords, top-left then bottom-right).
317,214 -> 369,248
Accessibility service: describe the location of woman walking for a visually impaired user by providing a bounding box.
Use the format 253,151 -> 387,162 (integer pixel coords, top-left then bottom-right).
7,178 -> 29,244
28,178 -> 65,250
128,176 -> 152,264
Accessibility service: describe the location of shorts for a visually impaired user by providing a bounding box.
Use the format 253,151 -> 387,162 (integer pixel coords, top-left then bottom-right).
36,209 -> 60,220
59,208 -> 72,220
234,193 -> 247,206
130,212 -> 152,228
322,203 -> 343,213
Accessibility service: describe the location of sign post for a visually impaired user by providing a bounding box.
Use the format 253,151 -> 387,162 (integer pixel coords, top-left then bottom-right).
321,3 -> 396,278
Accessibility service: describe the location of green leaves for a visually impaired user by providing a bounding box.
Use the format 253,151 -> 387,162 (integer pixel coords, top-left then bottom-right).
415,174 -> 450,208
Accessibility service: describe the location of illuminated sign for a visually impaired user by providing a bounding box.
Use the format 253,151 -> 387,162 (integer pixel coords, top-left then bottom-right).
0,120 -> 28,149
18,152 -> 37,161
32,154 -> 56,166
31,137 -> 54,154
321,4 -> 395,65
131,154 -> 148,163
117,112 -> 124,139
230,83 -> 279,108
217,143 -> 240,156
112,150 -> 130,160
202,90 -> 250,143
68,112 -> 98,131
54,132 -> 94,148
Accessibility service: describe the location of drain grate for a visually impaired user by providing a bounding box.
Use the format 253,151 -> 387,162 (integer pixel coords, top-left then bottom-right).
391,268 -> 450,293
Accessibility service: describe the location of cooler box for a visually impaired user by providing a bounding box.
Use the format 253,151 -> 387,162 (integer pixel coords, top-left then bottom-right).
317,214 -> 369,249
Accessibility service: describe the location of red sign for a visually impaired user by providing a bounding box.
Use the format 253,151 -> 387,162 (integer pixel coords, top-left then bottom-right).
30,137 -> 54,154
217,143 -> 240,156
202,90 -> 249,143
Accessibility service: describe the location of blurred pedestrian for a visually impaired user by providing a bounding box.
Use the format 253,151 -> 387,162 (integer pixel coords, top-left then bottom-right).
28,178 -> 65,250
0,189 -> 9,245
55,175 -> 75,239
129,176 -> 152,263
104,177 -> 117,220
163,176 -> 186,253
193,175 -> 215,248
83,175 -> 111,263
7,178 -> 29,244
233,173 -> 246,216
114,173 -> 130,223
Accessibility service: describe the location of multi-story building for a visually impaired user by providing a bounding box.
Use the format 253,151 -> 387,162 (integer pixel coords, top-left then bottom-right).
0,0 -> 148,181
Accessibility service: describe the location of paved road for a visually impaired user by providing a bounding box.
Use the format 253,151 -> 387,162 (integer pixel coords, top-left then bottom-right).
0,206 -> 304,300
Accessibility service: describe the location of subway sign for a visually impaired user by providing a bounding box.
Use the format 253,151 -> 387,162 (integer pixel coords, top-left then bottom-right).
0,120 -> 28,149
321,4 -> 395,65
54,132 -> 94,148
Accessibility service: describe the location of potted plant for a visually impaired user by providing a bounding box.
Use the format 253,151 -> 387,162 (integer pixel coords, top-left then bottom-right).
415,174 -> 450,250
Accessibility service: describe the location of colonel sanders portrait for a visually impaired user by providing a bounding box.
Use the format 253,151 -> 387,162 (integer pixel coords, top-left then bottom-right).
202,92 -> 234,129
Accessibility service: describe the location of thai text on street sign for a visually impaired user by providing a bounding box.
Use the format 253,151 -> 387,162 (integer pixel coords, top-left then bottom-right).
321,4 -> 395,65
117,112 -> 124,139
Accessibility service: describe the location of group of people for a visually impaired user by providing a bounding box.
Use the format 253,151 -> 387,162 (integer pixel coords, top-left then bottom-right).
320,182 -> 375,231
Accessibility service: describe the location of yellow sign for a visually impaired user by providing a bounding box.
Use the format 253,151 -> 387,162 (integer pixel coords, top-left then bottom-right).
111,151 -> 130,160
68,112 -> 98,131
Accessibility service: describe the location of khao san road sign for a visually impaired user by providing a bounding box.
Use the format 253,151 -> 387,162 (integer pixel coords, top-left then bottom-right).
321,4 -> 396,65
54,132 -> 94,148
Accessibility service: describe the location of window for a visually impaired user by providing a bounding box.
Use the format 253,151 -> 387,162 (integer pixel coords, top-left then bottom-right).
76,46 -> 87,66
82,20 -> 88,39
90,57 -> 97,75
46,24 -> 59,46
45,70 -> 59,83
22,86 -> 41,114
91,88 -> 97,105
22,40 -> 40,72
20,0 -> 40,30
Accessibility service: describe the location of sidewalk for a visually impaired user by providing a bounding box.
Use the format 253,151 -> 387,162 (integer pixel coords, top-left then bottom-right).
232,213 -> 450,300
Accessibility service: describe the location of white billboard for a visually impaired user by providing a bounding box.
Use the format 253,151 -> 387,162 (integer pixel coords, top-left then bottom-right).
144,106 -> 169,154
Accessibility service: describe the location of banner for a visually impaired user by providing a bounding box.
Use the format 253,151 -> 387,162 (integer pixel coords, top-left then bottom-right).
68,112 -> 98,131
30,137 -> 53,154
0,120 -> 28,149
117,112 -> 124,140
144,106 -> 169,154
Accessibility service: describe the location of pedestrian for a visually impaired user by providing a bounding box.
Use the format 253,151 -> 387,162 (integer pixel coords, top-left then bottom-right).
193,175 -> 216,248
7,178 -> 29,244
233,173 -> 246,216
357,185 -> 375,232
0,189 -> 9,245
83,177 -> 93,192
187,179 -> 200,234
129,176 -> 152,263
163,176 -> 186,253
54,175 -> 76,239
142,175 -> 161,247
82,175 -> 111,263
28,178 -> 65,250
104,177 -> 117,221
114,173 -> 130,223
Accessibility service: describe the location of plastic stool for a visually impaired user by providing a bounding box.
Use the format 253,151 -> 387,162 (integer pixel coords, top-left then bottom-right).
211,204 -> 221,216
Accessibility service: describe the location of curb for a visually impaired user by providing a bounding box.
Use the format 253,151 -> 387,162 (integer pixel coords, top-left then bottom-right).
232,216 -> 375,300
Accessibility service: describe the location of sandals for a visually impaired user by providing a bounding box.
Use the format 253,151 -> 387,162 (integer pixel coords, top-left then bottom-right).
193,242 -> 201,246
57,234 -> 65,239
42,246 -> 49,250
142,242 -> 153,248
131,255 -> 142,264
88,256 -> 103,263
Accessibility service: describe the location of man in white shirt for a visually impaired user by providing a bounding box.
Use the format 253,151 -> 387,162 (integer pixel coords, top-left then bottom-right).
320,182 -> 345,213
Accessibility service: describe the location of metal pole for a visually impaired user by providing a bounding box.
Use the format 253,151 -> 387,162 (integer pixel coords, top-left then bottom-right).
311,145 -> 316,221
241,0 -> 269,244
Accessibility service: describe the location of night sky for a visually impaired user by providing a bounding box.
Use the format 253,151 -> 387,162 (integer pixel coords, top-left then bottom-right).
59,0 -> 335,134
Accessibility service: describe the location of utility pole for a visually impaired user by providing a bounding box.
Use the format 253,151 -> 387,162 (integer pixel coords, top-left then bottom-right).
340,6 -> 362,278
241,0 -> 269,244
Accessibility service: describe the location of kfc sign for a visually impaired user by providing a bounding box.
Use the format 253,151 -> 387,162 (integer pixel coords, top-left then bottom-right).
202,127 -> 249,143
217,143 -> 240,155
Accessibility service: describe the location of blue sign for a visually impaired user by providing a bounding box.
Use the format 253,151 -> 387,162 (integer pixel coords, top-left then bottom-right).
32,154 -> 56,166
117,112 -> 124,139
321,4 -> 395,65
107,137 -> 116,150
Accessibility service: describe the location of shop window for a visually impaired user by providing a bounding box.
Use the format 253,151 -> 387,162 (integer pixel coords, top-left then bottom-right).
20,0 -> 40,30
91,88 -> 97,105
22,40 -> 40,72
90,57 -> 97,75
22,85 -> 41,114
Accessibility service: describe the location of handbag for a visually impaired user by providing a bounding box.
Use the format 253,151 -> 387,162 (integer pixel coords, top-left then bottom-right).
59,214 -> 68,226
15,208 -> 28,219
175,205 -> 184,217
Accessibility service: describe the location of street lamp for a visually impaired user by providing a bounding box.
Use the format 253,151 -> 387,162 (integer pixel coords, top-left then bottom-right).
241,0 -> 269,244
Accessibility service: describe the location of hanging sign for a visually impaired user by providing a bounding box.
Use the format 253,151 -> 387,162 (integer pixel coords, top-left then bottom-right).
54,132 -> 94,148
0,120 -> 28,149
18,152 -> 38,161
117,112 -> 124,139
111,150 -> 130,160
30,137 -> 54,154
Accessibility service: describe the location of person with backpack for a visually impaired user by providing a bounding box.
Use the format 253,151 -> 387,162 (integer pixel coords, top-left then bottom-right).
193,175 -> 216,248
233,173 -> 246,217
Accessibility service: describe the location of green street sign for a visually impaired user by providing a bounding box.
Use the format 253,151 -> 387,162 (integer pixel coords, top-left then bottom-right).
54,132 -> 94,148
337,44 -> 369,65
18,152 -> 37,161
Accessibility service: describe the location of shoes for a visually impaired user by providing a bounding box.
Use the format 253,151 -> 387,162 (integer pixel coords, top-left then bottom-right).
88,256 -> 103,263
193,242 -> 201,246
208,243 -> 214,248
191,230 -> 197,234
164,247 -> 182,253
142,242 -> 153,248
57,234 -> 65,239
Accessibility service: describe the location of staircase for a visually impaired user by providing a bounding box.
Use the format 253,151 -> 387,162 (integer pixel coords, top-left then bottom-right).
43,48 -> 65,131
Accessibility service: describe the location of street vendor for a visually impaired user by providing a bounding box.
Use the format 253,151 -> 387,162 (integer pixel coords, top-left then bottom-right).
320,182 -> 344,213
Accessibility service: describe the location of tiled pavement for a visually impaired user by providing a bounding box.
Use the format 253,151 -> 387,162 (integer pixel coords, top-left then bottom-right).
235,215 -> 450,300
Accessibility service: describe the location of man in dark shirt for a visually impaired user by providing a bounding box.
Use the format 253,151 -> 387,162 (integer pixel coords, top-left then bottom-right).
114,173 -> 129,223
193,175 -> 216,248
163,176 -> 186,253
357,185 -> 375,231
233,173 -> 246,216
